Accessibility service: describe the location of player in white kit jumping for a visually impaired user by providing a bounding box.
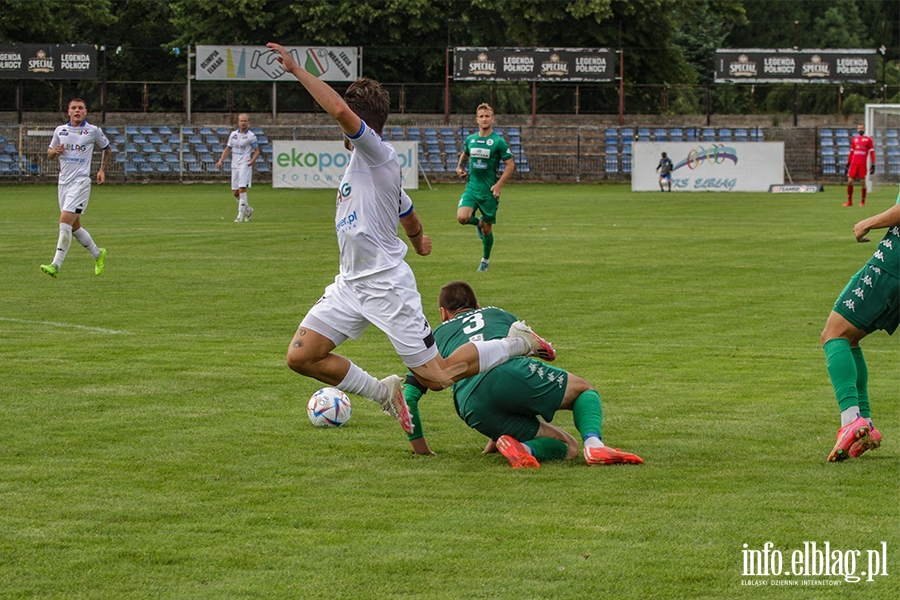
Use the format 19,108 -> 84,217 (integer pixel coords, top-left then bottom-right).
266,42 -> 555,436
41,98 -> 111,278
216,113 -> 260,222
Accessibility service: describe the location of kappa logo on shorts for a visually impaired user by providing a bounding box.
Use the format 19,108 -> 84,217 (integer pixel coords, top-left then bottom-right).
843,299 -> 857,312
852,287 -> 865,300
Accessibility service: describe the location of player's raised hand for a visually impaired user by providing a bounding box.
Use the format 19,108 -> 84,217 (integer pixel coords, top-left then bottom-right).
267,43 -> 297,72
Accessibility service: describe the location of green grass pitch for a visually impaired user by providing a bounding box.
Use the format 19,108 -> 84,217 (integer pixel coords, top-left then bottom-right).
1,181 -> 897,599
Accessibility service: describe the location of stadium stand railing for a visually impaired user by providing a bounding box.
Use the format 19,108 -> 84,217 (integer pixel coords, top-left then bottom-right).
0,124 -> 886,184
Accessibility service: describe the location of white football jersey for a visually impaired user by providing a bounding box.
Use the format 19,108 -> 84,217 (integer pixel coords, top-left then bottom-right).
49,121 -> 109,186
227,129 -> 258,167
336,121 -> 413,280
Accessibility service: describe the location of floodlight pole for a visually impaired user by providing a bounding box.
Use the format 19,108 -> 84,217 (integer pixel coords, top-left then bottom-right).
618,49 -> 624,126
186,45 -> 192,125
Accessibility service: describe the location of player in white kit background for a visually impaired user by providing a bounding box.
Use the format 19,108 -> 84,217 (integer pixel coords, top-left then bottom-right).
266,42 -> 554,437
41,98 -> 111,278
216,113 -> 260,222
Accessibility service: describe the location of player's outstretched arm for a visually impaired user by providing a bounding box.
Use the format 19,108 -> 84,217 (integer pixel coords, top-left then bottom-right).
400,210 -> 431,256
854,203 -> 900,242
267,42 -> 361,136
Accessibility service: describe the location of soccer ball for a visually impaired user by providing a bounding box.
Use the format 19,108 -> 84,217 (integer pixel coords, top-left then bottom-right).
307,387 -> 352,427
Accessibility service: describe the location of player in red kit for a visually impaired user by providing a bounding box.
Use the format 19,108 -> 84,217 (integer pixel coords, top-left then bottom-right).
845,123 -> 875,207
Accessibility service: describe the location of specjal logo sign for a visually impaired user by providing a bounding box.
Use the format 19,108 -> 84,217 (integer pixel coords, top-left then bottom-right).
715,49 -> 876,84
0,44 -> 96,79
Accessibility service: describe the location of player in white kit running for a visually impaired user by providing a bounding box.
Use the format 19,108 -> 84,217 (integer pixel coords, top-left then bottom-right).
41,98 -> 111,278
216,113 -> 260,222
267,43 -> 555,436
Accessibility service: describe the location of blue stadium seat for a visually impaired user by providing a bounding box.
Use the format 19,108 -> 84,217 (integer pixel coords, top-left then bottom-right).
188,135 -> 202,145
132,135 -> 147,144
105,127 -> 119,136
390,127 -> 404,139
256,135 -> 268,144
718,128 -> 732,141
0,162 -> 11,174
194,144 -> 209,154
158,126 -> 173,136
139,126 -> 154,135
426,144 -> 440,155
158,144 -> 173,153
256,162 -> 270,173
507,127 -> 521,137
684,128 -> 698,141
605,145 -> 618,155
205,136 -> 218,145
167,135 -> 181,145
113,135 -> 126,144
114,153 -> 126,163
182,154 -> 198,163
407,127 -> 421,139
199,127 -> 214,136
653,128 -> 667,140
156,163 -> 171,173
200,154 -> 215,164
444,143 -> 458,155
494,127 -> 503,137
165,154 -> 179,164
669,128 -> 683,140
125,126 -> 139,135
0,154 -> 12,163
148,154 -> 163,164
132,154 -> 146,163
149,135 -> 163,145
189,163 -> 204,173
250,127 -> 264,135
141,144 -> 155,153
216,127 -> 230,136
820,137 -> 833,146
622,156 -> 632,174
621,127 -> 634,138
835,129 -> 850,138
622,144 -> 632,155
605,156 -> 618,173
820,128 -> 833,138
140,163 -> 153,173
605,128 -> 618,138
637,128 -> 650,141
702,128 -> 716,141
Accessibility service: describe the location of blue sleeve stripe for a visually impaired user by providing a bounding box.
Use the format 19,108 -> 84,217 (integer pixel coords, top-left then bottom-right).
346,120 -> 366,140
399,204 -> 414,218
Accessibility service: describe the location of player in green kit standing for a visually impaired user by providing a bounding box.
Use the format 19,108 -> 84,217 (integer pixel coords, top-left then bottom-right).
403,281 -> 643,468
456,104 -> 515,272
821,196 -> 900,462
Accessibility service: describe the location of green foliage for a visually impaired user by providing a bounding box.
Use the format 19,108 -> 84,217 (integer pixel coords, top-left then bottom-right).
1,183 -> 898,598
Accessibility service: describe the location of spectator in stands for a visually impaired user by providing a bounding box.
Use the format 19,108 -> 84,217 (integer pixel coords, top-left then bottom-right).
845,123 -> 875,207
455,103 -> 515,272
216,113 -> 260,222
656,151 -> 674,192
40,98 -> 110,278
821,199 -> 899,462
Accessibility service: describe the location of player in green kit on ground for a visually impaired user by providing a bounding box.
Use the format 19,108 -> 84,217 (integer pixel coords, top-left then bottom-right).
403,281 -> 643,468
456,104 -> 515,272
821,196 -> 900,462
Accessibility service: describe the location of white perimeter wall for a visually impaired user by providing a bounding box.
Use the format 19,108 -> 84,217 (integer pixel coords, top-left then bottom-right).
631,142 -> 784,192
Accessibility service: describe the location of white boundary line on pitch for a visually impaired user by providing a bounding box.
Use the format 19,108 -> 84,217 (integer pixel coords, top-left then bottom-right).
0,317 -> 134,335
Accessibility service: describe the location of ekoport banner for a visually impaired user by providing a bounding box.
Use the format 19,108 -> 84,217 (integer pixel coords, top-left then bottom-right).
631,142 -> 784,192
715,49 -> 877,84
0,44 -> 97,79
272,141 -> 419,189
454,47 -> 615,81
196,46 -> 358,81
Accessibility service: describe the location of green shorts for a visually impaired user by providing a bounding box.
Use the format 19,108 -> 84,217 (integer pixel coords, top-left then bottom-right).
833,264 -> 900,335
458,189 -> 498,224
454,357 -> 567,442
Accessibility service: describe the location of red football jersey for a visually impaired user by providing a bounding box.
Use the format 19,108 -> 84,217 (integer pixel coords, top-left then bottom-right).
848,135 -> 875,166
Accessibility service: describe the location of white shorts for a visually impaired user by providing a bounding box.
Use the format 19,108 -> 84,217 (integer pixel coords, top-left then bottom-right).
58,178 -> 91,214
231,164 -> 252,190
300,262 -> 439,368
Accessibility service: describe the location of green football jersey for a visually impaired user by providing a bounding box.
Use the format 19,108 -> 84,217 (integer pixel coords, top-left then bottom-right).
463,132 -> 513,197
867,224 -> 899,278
434,306 -> 518,401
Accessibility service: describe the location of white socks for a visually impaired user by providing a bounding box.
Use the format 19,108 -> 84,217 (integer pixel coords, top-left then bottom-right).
337,362 -> 386,403
237,192 -> 249,220
73,227 -> 100,258
52,222 -> 73,267
474,338 -> 528,373
583,436 -> 604,449
841,407 -> 861,427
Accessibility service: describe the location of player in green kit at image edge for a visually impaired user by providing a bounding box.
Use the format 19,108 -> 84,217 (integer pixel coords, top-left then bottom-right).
821,192 -> 900,462
456,104 -> 515,272
402,281 -> 643,468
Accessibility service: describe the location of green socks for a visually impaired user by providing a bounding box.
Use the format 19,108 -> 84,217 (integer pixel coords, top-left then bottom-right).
851,345 -> 870,419
483,232 -> 493,260
824,338 -> 859,412
524,438 -> 569,461
573,389 -> 603,440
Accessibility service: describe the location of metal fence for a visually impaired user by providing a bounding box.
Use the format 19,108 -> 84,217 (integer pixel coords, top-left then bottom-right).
2,123 -> 895,185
